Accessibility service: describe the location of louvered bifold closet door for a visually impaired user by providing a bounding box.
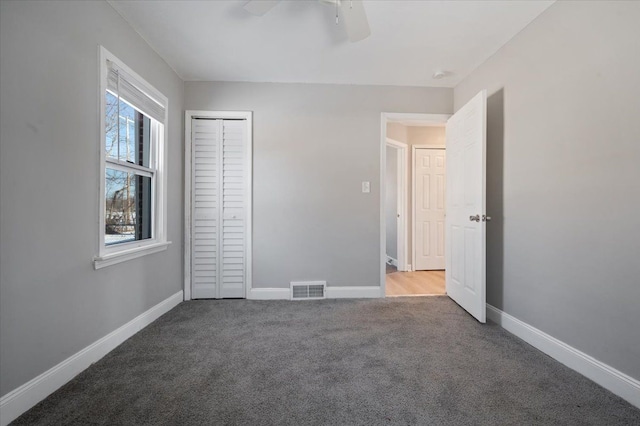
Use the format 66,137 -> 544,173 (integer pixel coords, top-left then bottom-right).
220,120 -> 246,298
191,118 -> 247,299
191,119 -> 220,299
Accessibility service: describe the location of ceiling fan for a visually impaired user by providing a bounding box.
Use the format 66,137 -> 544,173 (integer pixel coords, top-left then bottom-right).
243,0 -> 371,42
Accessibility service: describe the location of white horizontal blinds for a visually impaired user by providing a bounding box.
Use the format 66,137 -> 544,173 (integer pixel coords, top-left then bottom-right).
106,60 -> 166,124
191,119 -> 221,299
220,120 -> 246,298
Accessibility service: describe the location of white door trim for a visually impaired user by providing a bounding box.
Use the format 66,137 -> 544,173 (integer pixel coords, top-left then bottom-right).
385,138 -> 408,272
411,145 -> 446,270
184,110 -> 253,301
380,113 -> 451,296
384,113 -> 451,126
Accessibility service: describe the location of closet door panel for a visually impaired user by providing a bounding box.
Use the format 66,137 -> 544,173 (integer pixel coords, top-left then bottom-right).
191,119 -> 220,299
220,120 -> 246,298
191,118 -> 247,299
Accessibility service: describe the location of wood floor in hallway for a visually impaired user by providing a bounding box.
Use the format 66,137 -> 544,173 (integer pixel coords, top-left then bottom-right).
385,267 -> 446,297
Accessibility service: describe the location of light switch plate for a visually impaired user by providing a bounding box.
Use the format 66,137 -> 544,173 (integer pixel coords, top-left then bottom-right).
362,181 -> 370,193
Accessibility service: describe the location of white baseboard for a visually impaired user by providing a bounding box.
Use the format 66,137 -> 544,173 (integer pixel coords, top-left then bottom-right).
486,304 -> 640,409
395,264 -> 413,272
0,290 -> 183,426
386,256 -> 398,268
325,286 -> 381,299
248,287 -> 290,300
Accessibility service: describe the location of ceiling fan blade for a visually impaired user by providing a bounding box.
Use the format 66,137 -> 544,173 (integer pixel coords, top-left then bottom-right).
243,0 -> 281,16
340,0 -> 371,42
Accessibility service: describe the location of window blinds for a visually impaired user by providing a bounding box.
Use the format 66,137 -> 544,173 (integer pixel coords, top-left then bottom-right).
106,60 -> 166,124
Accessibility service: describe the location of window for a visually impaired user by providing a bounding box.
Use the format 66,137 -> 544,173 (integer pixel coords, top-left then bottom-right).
94,47 -> 169,269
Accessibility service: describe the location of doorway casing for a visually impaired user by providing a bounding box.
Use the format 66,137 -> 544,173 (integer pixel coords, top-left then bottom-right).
379,113 -> 451,297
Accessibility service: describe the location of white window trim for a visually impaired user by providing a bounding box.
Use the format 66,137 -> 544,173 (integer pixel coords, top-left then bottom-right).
94,46 -> 170,270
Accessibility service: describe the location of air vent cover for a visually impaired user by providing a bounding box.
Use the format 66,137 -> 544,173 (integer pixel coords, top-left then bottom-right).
290,281 -> 326,300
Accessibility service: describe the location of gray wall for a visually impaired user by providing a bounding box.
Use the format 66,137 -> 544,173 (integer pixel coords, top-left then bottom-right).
0,1 -> 184,396
386,122 -> 408,143
385,146 -> 397,260
185,82 -> 452,288
407,126 -> 445,147
454,0 -> 640,380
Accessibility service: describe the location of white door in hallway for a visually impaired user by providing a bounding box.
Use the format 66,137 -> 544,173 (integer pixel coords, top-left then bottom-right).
191,118 -> 249,299
414,148 -> 446,270
445,90 -> 487,323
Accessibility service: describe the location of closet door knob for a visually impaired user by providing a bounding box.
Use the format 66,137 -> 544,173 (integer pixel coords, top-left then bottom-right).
469,214 -> 480,222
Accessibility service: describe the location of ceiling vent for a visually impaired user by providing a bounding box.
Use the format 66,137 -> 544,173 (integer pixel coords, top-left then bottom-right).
290,281 -> 326,300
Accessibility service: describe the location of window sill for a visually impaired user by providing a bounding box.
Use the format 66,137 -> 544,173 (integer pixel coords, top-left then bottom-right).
93,241 -> 171,270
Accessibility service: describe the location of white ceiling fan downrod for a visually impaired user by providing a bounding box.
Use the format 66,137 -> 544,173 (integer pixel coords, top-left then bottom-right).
319,0 -> 352,25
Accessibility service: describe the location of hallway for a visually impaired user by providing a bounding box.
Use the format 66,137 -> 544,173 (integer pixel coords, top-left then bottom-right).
385,265 -> 446,297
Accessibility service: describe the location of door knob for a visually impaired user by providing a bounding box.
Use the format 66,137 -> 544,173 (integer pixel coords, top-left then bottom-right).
483,215 -> 492,222
469,214 -> 480,222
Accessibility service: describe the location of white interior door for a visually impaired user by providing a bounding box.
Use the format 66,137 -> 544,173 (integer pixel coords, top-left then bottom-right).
445,90 -> 487,323
414,149 -> 446,270
191,118 -> 248,299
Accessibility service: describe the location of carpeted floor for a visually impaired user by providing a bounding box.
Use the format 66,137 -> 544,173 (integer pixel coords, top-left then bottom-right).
13,297 -> 640,425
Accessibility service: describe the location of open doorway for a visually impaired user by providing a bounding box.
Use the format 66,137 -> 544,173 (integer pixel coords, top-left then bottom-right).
381,113 -> 450,297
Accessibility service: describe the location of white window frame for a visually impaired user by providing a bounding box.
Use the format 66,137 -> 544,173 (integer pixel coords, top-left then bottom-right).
94,46 -> 170,269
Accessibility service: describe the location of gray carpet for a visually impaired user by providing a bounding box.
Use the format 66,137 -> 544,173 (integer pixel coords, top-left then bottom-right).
13,297 -> 640,425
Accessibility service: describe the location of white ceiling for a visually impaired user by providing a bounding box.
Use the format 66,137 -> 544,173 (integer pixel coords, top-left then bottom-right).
109,0 -> 554,88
